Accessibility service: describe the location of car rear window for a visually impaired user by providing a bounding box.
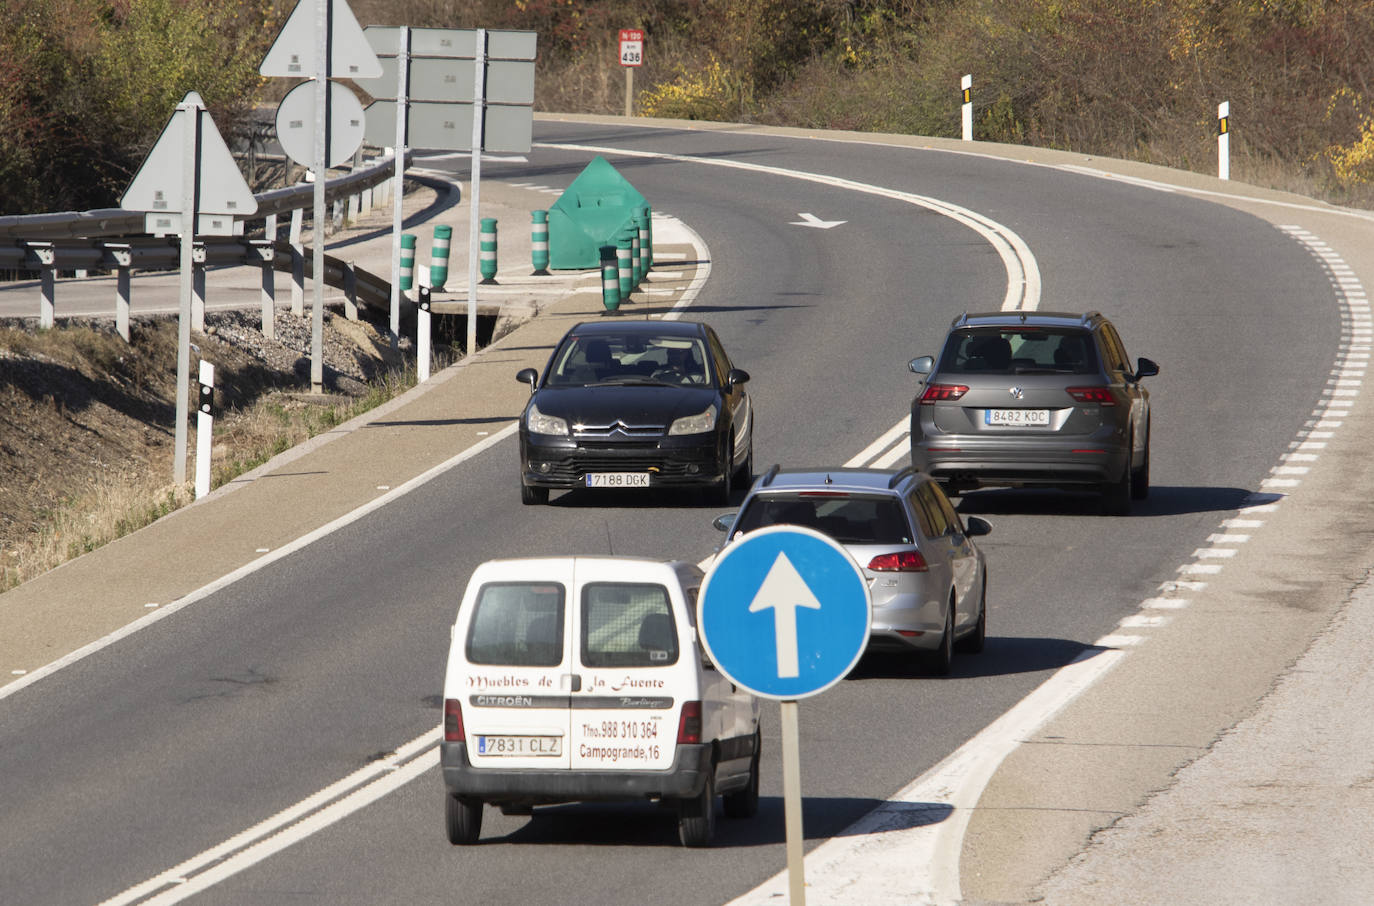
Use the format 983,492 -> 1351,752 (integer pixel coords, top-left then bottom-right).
940,328 -> 1098,375
733,493 -> 913,545
581,583 -> 679,668
466,582 -> 566,667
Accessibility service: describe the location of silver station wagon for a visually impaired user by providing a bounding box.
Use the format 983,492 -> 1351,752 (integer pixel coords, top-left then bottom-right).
714,467 -> 991,675
908,311 -> 1159,515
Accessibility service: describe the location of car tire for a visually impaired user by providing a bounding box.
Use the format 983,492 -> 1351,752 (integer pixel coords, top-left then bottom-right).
723,732 -> 761,819
955,577 -> 987,654
733,438 -> 754,488
716,441 -> 735,506
445,794 -> 483,845
927,597 -> 955,676
1131,429 -> 1151,500
1100,449 -> 1133,516
521,483 -> 549,506
677,767 -> 717,846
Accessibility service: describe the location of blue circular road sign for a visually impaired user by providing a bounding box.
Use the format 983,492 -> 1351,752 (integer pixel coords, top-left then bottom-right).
698,526 -> 872,700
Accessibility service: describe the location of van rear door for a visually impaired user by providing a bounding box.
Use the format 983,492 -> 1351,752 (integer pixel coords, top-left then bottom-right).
459,563 -> 575,771
568,566 -> 689,773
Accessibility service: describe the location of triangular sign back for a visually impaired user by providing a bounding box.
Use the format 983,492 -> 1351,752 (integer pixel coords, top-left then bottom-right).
121,92 -> 257,219
260,0 -> 382,79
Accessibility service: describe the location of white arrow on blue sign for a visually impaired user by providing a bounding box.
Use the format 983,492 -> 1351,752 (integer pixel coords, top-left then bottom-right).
699,526 -> 872,700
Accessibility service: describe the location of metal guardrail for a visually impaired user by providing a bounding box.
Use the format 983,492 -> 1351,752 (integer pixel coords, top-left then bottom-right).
0,151 -> 406,239
0,150 -> 410,331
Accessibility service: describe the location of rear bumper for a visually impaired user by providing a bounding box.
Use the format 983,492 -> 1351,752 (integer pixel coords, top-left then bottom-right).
912,437 -> 1128,489
441,741 -> 712,803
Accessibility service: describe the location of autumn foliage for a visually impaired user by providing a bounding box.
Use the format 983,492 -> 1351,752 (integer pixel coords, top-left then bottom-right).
4,0 -> 1374,214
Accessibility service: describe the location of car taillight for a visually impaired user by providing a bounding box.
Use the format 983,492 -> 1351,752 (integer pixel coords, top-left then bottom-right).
677,701 -> 703,744
1066,386 -> 1116,405
920,383 -> 969,404
867,550 -> 929,572
444,698 -> 465,743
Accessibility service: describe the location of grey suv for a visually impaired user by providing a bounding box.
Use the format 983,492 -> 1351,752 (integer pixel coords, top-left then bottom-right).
908,311 -> 1159,515
713,466 -> 990,675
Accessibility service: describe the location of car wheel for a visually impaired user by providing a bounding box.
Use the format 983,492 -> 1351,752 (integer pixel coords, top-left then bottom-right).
677,766 -> 717,846
723,732 -> 761,819
733,438 -> 754,487
1131,430 -> 1151,500
955,577 -> 987,654
716,441 -> 735,506
521,483 -> 549,506
927,597 -> 955,676
445,794 -> 483,845
1100,446 -> 1133,516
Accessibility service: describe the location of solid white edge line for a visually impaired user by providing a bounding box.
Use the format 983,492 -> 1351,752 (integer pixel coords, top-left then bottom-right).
726,647 -> 1127,906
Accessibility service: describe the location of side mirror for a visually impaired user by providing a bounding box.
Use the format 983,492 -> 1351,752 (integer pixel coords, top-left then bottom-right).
964,515 -> 993,538
908,355 -> 933,375
516,367 -> 538,390
1135,357 -> 1159,379
726,368 -> 750,389
712,513 -> 736,532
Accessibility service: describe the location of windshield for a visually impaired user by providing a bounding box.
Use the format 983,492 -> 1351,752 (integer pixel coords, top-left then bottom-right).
940,328 -> 1098,375
546,335 -> 711,387
734,493 -> 913,545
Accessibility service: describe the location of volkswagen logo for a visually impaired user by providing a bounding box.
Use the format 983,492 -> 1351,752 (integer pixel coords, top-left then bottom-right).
1008,386 -> 1025,399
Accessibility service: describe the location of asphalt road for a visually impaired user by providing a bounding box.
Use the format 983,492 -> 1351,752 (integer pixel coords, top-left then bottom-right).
0,122 -> 1338,905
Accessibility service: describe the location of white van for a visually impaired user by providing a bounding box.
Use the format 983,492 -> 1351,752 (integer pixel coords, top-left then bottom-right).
441,556 -> 762,846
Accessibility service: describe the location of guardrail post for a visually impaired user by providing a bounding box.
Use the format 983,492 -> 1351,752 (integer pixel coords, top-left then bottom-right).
28,243 -> 56,328
290,207 -> 305,316
480,217 -> 499,284
344,261 -> 358,321
617,230 -> 634,301
430,225 -> 451,290
191,243 -> 207,333
599,245 -> 621,314
108,244 -> 133,343
256,243 -> 276,340
331,199 -> 344,231
400,232 -> 416,294
530,210 -> 549,275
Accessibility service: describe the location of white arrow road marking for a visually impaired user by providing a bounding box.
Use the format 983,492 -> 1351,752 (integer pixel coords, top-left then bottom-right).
790,212 -> 847,229
749,553 -> 823,678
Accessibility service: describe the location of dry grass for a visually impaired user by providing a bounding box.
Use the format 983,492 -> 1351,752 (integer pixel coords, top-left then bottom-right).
0,365 -> 419,593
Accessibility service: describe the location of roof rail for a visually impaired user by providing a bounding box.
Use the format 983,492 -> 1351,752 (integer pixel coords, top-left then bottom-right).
887,466 -> 915,489
760,464 -> 782,487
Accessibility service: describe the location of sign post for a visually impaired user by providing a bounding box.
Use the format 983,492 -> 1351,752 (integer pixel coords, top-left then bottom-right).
260,0 -> 380,392
120,91 -> 256,485
360,26 -> 536,364
698,526 -> 872,906
619,29 -> 644,117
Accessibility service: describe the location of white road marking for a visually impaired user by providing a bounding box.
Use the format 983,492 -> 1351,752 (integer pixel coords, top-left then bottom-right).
83,157 -> 1364,906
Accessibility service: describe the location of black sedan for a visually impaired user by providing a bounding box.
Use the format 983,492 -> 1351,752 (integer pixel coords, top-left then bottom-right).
515,320 -> 754,505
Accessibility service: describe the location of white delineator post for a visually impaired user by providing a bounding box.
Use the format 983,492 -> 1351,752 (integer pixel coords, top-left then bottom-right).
1218,101 -> 1230,180
961,74 -> 973,142
194,360 -> 215,499
417,286 -> 432,383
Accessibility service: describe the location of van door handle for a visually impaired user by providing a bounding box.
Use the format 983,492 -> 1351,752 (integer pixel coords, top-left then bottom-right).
560,674 -> 582,693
